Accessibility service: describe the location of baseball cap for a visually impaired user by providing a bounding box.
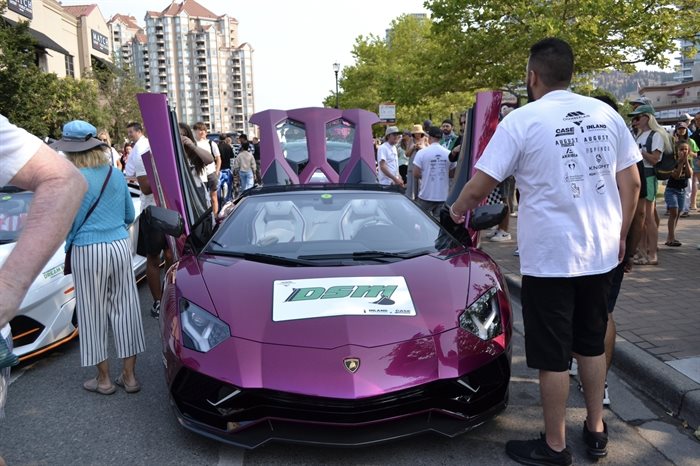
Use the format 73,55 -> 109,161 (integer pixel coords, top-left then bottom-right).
627,104 -> 655,117
427,126 -> 443,139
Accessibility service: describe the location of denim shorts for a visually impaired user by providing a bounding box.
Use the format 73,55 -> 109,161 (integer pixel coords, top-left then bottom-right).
664,187 -> 685,211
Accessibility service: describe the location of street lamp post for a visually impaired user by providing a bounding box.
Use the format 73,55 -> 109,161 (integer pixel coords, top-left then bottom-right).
333,62 -> 340,109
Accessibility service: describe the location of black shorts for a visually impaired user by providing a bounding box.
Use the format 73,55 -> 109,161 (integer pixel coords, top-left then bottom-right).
206,172 -> 219,193
136,214 -> 167,257
521,270 -> 614,372
607,261 -> 625,313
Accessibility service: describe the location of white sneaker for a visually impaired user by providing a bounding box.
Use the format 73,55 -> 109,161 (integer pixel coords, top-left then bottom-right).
603,382 -> 610,407
513,248 -> 519,256
569,359 -> 578,376
484,228 -> 498,239
490,230 -> 512,242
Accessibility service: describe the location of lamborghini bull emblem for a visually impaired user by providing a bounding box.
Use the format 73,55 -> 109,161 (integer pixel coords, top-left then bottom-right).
344,357 -> 360,374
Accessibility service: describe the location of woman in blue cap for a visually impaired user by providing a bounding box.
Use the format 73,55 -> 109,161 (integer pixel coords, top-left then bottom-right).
51,120 -> 145,395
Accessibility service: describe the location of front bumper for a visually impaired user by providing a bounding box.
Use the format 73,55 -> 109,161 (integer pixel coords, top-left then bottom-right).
169,351 -> 510,448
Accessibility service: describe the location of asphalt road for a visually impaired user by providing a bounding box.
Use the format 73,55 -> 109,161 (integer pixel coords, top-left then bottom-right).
1,281 -> 697,465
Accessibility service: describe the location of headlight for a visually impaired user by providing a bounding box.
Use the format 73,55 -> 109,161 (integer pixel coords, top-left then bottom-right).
459,287 -> 502,340
180,299 -> 230,352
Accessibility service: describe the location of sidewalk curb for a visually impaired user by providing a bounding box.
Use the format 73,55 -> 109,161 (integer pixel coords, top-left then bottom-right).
503,274 -> 700,430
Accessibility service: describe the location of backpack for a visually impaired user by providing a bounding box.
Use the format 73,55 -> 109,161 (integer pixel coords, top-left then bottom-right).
643,131 -> 675,180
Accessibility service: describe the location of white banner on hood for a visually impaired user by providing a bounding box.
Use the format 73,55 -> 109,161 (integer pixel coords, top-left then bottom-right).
273,276 -> 416,322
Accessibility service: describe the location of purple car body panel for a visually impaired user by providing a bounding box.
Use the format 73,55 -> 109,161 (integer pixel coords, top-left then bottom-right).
138,92 -> 512,448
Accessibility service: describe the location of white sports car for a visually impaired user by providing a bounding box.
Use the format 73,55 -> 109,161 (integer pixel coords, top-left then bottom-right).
0,183 -> 146,361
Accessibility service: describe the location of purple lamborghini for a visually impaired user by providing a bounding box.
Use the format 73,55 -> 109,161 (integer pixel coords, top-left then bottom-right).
138,92 -> 512,448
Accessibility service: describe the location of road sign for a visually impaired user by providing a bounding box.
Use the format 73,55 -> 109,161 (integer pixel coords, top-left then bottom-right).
379,103 -> 396,122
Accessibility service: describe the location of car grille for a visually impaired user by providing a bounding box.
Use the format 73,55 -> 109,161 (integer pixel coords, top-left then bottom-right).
171,353 -> 510,431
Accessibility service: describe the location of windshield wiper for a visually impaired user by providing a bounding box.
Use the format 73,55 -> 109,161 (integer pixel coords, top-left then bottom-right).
298,250 -> 431,262
207,249 -> 316,266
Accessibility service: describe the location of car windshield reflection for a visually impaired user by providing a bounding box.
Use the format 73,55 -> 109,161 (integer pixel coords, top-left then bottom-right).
0,190 -> 33,244
206,191 -> 464,262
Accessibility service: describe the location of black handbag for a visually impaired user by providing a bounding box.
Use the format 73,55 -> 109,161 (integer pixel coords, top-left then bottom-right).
64,168 -> 113,275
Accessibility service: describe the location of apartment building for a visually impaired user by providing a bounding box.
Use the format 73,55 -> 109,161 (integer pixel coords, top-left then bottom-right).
2,0 -> 255,136
675,34 -> 700,84
107,14 -> 142,70
130,0 -> 255,135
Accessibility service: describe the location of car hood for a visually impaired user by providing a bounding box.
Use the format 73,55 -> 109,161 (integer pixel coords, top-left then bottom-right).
196,252 -> 473,349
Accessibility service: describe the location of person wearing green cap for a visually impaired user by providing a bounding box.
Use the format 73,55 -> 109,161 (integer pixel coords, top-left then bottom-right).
628,104 -> 672,265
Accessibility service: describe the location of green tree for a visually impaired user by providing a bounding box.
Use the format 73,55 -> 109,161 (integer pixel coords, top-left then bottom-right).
426,0 -> 700,92
89,61 -> 146,145
0,7 -> 108,137
323,14 -> 475,130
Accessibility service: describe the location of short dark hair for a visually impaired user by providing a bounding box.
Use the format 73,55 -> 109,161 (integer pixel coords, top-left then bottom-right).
593,95 -> 618,112
442,119 -> 453,126
238,134 -> 248,141
192,122 -> 207,131
126,121 -> 143,132
529,38 -> 574,87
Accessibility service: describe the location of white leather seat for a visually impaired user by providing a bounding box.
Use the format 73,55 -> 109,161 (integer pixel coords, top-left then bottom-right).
253,201 -> 305,244
340,199 -> 382,240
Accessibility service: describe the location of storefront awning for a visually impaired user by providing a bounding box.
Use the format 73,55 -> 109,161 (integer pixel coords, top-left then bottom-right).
2,17 -> 71,56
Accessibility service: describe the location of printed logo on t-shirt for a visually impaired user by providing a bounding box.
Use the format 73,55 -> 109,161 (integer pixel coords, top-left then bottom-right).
555,127 -> 575,137
595,179 -> 607,194
555,138 -> 578,147
561,148 -> 578,159
571,182 -> 581,198
563,111 -> 590,133
586,123 -> 607,132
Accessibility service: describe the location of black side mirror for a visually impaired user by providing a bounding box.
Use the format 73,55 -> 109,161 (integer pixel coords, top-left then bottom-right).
469,204 -> 507,231
144,205 -> 184,237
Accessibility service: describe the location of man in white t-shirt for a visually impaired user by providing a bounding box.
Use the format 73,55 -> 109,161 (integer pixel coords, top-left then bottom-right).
450,39 -> 641,465
413,125 -> 456,217
193,122 -> 222,216
0,115 -> 86,440
376,126 -> 404,187
125,121 -> 172,318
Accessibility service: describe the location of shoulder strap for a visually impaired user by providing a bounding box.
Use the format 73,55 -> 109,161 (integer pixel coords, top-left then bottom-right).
75,167 -> 113,232
644,130 -> 655,154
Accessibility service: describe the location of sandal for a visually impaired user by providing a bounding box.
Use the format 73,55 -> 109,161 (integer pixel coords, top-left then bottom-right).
632,256 -> 648,265
664,240 -> 682,247
115,375 -> 141,394
83,378 -> 116,395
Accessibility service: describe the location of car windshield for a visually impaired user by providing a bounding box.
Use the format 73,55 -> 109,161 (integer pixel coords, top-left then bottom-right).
0,190 -> 33,244
206,191 -> 465,264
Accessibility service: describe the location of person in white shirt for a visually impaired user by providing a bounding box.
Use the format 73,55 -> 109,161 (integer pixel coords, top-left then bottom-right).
450,38 -> 640,465
193,122 -> 222,216
412,126 -> 456,217
628,104 -> 671,266
376,126 -> 404,187
96,129 -> 123,171
0,115 -> 86,447
124,121 -> 172,319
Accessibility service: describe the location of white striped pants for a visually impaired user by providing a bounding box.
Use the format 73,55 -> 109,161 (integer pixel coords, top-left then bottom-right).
72,238 -> 146,367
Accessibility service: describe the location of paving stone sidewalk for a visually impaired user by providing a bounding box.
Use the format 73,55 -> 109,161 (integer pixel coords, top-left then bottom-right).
478,199 -> 700,427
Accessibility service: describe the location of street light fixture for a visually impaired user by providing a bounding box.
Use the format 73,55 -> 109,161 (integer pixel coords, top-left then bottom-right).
333,62 -> 340,109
